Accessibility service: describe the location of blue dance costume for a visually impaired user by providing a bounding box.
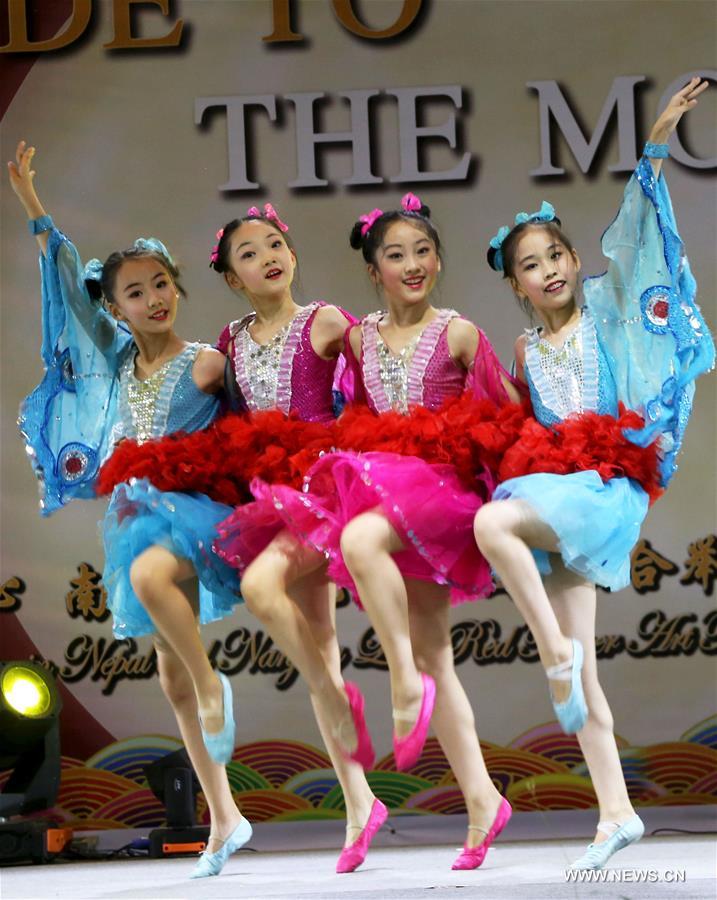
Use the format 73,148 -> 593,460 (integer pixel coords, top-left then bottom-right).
19,218 -> 241,637
494,157 -> 714,589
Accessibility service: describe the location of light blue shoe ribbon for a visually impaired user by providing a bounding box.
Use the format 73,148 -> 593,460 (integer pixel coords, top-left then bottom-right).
190,817 -> 253,878
570,815 -> 645,870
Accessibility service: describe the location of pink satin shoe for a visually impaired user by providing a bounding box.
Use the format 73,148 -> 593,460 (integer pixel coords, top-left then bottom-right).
451,797 -> 512,870
336,798 -> 388,873
336,682 -> 375,770
393,673 -> 436,771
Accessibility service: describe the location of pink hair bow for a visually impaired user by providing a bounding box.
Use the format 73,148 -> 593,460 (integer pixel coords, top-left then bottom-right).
247,202 -> 289,233
209,228 -> 224,265
401,192 -> 422,213
359,208 -> 383,237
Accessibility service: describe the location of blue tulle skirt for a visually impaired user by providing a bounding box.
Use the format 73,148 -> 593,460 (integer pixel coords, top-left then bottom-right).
493,471 -> 649,590
103,478 -> 243,639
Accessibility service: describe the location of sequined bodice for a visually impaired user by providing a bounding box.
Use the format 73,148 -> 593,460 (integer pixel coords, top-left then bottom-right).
361,309 -> 466,413
524,308 -> 618,427
241,320 -> 291,409
117,343 -> 218,443
227,302 -> 339,423
375,331 -> 419,411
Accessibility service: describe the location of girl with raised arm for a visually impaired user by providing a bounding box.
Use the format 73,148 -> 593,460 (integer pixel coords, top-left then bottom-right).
8,141 -> 250,878
472,79 -> 714,869
98,207 -> 382,873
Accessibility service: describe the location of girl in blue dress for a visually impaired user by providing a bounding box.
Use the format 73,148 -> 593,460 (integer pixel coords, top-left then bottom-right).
8,141 -> 250,877
473,79 -> 714,870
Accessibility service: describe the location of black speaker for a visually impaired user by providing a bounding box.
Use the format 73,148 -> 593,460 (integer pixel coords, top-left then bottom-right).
144,748 -> 200,827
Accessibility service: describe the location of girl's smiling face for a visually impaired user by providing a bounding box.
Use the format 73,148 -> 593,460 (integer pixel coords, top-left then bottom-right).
369,219 -> 441,306
224,219 -> 296,299
509,226 -> 581,315
110,257 -> 179,333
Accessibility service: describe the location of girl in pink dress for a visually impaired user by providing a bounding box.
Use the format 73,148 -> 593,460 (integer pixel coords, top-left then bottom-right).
215,194 -> 523,870
100,205 -> 382,873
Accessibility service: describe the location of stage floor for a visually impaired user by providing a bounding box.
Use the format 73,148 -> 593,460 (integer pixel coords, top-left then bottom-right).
2,806 -> 715,899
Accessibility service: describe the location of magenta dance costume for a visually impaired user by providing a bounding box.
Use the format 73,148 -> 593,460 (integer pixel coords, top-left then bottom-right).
216,300 -> 343,425
215,307 -> 517,604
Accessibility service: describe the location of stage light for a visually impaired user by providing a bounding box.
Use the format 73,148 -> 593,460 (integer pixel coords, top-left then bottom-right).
2,664 -> 52,718
144,748 -> 209,857
0,660 -> 69,865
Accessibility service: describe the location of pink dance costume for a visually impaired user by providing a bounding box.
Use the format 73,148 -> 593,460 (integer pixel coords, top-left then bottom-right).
99,301 -> 352,501
217,301 -> 343,425
215,308 -> 518,604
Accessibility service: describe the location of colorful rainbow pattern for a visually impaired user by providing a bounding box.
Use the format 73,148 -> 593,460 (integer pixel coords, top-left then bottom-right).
2,716 -> 714,830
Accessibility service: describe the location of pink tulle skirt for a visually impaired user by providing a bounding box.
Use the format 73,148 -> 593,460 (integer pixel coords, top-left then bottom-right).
214,450 -> 496,606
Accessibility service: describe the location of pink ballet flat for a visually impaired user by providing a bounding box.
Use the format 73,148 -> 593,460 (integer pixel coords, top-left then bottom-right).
336,682 -> 375,770
335,798 -> 388,873
392,673 -> 436,772
451,797 -> 512,870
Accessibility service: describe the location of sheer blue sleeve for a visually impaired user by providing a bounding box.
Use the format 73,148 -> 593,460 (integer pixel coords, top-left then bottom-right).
18,221 -> 133,515
582,156 -> 715,485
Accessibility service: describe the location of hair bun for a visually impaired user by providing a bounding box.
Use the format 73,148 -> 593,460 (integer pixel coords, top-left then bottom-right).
486,246 -> 501,272
349,221 -> 365,250
419,203 -> 431,219
85,278 -> 103,301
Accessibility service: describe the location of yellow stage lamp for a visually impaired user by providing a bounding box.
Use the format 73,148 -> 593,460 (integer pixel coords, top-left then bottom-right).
2,665 -> 52,718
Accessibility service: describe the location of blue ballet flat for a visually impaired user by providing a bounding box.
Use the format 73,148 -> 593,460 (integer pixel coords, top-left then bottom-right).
569,815 -> 645,870
546,638 -> 588,734
200,672 -> 235,766
190,817 -> 253,878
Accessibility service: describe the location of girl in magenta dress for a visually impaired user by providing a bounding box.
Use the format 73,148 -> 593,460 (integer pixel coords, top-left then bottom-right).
215,194 -> 523,870
101,205 -> 384,873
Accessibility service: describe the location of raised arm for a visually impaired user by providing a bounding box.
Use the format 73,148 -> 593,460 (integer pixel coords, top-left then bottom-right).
7,140 -> 126,363
10,143 -> 132,513
645,77 -> 709,178
7,141 -> 49,255
583,78 -> 714,484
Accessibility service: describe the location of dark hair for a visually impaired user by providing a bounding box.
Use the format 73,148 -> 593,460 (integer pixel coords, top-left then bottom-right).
210,215 -> 297,276
487,219 -> 575,280
85,245 -> 186,305
487,219 -> 576,315
349,205 -> 442,267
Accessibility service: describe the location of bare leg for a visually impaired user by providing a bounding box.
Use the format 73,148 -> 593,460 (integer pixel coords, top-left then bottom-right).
407,581 -> 503,849
240,531 -> 355,747
289,572 -> 376,846
340,511 -> 423,736
473,500 -> 574,700
130,547 -> 224,731
545,561 -> 636,844
154,641 -> 245,853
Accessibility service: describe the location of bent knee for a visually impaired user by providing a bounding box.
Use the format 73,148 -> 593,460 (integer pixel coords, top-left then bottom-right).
340,514 -> 389,573
129,551 -> 171,599
473,502 -> 514,551
241,562 -> 280,619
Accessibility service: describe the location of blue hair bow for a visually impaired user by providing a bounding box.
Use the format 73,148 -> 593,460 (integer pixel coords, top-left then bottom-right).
83,257 -> 104,282
514,201 -> 556,226
489,201 -> 557,271
133,237 -> 174,265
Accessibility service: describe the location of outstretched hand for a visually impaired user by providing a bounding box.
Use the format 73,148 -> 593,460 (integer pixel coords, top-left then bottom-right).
649,77 -> 710,144
7,140 -> 45,219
